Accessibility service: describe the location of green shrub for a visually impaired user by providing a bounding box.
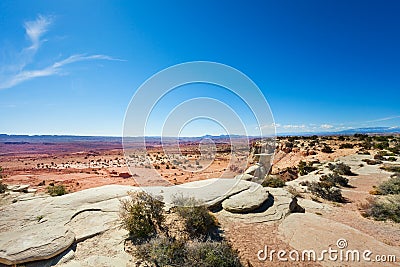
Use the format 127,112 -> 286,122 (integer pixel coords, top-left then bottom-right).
134,237 -> 242,267
381,165 -> 400,173
262,176 -> 285,188
308,182 -> 344,202
339,143 -> 354,149
120,191 -> 165,240
173,196 -> 217,239
362,159 -> 382,165
320,173 -> 349,187
361,195 -> 400,223
298,161 -> 317,176
374,142 -> 389,150
377,175 -> 400,195
327,162 -> 354,175
134,236 -> 186,266
321,145 -> 333,153
186,240 -> 242,267
386,157 -> 397,162
46,185 -> 67,196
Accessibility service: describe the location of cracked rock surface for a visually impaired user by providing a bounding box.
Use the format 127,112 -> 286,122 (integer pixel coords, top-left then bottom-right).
0,179 -> 257,266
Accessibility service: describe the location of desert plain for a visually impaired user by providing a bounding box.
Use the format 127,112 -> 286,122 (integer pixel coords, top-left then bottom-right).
0,134 -> 400,266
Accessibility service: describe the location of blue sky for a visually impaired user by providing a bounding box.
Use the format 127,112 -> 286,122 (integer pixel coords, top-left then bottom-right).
0,0 -> 399,136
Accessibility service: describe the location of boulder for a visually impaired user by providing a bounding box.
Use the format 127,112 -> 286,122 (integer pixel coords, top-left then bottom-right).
222,186 -> 270,213
288,197 -> 305,213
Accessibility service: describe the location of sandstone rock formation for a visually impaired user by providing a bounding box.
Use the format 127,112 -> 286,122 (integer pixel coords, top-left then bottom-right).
222,186 -> 270,213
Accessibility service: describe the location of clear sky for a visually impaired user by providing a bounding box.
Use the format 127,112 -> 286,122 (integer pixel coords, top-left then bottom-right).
0,0 -> 399,136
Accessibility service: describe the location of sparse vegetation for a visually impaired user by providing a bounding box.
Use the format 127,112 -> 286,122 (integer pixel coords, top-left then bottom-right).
308,181 -> 344,202
361,195 -> 400,223
362,159 -> 381,165
376,174 -> 400,195
262,176 -> 285,188
381,165 -> 400,173
46,184 -> 67,196
321,145 -> 333,153
298,161 -> 317,176
133,236 -> 186,266
122,193 -> 241,266
186,240 -> 242,267
320,173 -> 349,187
173,196 -> 218,239
119,191 -> 165,240
0,166 -> 6,193
339,143 -> 354,149
134,237 -> 242,267
327,162 -> 354,176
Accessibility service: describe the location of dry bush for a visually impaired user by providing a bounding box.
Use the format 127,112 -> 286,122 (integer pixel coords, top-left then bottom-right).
186,240 -> 242,267
120,191 -> 165,240
134,237 -> 242,267
298,161 -> 317,176
320,173 -> 349,187
133,236 -> 186,266
376,174 -> 400,195
360,195 -> 400,223
262,176 -> 285,188
172,196 -> 218,239
46,184 -> 67,196
327,162 -> 354,176
308,182 -> 344,202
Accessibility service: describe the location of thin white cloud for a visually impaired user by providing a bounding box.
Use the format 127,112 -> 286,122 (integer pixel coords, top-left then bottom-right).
365,115 -> 400,123
320,124 -> 334,129
24,15 -> 52,52
0,15 -> 125,90
282,124 -> 306,129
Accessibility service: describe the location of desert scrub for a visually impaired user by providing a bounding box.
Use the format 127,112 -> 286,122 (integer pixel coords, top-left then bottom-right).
381,165 -> 400,173
262,176 -> 285,188
186,240 -> 242,267
298,160 -> 317,176
308,181 -> 344,202
0,181 -> 6,194
361,195 -> 400,223
134,236 -> 186,266
339,143 -> 354,149
134,237 -> 242,267
327,162 -> 354,176
0,166 -> 5,193
120,191 -> 165,240
376,174 -> 400,195
321,145 -> 333,153
320,173 -> 349,187
172,196 -> 218,239
46,184 -> 67,196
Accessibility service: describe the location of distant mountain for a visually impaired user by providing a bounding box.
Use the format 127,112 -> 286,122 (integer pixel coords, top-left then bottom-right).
336,126 -> 400,135
277,126 -> 400,137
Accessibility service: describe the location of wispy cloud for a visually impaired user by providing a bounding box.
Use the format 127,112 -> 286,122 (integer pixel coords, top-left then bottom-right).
0,15 -> 124,90
320,124 -> 333,129
24,14 -> 52,52
365,115 -> 400,123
